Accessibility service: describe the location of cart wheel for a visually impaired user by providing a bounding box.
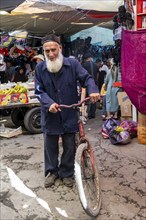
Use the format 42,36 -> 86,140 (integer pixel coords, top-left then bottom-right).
11,108 -> 27,127
24,107 -> 41,134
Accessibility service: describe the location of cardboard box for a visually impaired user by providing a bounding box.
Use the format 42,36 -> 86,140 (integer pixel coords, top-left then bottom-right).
121,104 -> 132,117
138,112 -> 146,126
120,116 -> 132,121
117,92 -> 132,105
138,125 -> 146,145
118,92 -> 132,117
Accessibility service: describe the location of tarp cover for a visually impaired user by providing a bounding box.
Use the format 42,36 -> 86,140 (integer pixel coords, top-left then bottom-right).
121,29 -> 146,114
0,0 -> 25,12
0,0 -> 123,36
52,0 -> 123,12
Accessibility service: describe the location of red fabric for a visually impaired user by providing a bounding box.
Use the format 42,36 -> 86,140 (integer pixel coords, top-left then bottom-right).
77,9 -> 116,19
121,29 -> 146,114
0,47 -> 9,56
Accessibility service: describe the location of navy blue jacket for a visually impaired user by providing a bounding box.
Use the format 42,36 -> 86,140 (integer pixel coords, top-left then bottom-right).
35,57 -> 99,134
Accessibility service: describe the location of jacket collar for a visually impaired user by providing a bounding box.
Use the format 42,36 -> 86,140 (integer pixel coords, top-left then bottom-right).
41,57 -> 71,72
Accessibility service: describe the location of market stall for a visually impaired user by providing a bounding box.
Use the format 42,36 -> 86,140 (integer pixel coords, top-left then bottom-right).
121,0 -> 146,145
0,82 -> 41,134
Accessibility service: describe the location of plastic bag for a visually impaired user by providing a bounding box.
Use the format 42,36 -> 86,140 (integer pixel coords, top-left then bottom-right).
120,120 -> 137,138
101,118 -> 120,139
109,128 -> 131,145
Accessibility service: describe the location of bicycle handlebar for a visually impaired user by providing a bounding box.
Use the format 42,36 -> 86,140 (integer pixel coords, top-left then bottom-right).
58,97 -> 90,109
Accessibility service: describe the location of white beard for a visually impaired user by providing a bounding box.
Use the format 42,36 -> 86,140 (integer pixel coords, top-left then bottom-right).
44,50 -> 63,73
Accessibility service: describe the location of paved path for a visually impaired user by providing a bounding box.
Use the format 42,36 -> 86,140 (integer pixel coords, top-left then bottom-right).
1,114 -> 146,220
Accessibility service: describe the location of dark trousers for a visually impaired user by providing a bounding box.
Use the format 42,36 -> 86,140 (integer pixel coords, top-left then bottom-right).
44,133 -> 76,178
87,102 -> 96,118
101,95 -> 106,116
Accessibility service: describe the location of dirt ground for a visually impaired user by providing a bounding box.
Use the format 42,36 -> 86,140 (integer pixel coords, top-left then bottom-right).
0,112 -> 146,220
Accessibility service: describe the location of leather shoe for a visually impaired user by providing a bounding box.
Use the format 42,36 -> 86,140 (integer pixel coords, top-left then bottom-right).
62,177 -> 74,187
44,173 -> 58,188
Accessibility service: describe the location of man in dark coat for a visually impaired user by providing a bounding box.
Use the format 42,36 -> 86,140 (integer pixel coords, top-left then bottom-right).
35,34 -> 99,188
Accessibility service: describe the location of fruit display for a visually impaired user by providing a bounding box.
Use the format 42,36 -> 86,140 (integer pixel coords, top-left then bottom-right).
0,84 -> 28,106
0,84 -> 27,95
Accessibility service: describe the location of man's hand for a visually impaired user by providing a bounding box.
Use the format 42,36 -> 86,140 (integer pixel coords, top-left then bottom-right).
90,93 -> 100,103
49,103 -> 61,113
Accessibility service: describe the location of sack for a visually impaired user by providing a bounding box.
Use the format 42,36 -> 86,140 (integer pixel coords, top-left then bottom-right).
120,120 -> 137,138
101,118 -> 120,139
109,127 -> 131,145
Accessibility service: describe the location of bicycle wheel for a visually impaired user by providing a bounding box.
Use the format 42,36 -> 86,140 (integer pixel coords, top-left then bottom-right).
75,142 -> 101,217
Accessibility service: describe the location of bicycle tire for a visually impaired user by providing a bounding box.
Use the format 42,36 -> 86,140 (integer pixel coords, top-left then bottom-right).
74,142 -> 101,217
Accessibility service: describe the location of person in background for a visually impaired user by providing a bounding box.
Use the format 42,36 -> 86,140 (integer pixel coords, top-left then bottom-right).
5,60 -> 16,82
82,53 -> 98,119
105,58 -> 119,119
13,66 -> 28,83
25,63 -> 32,78
33,54 -> 44,64
106,58 -> 112,69
29,54 -> 45,81
100,83 -> 107,120
96,59 -> 109,92
35,34 -> 99,188
0,54 -> 7,83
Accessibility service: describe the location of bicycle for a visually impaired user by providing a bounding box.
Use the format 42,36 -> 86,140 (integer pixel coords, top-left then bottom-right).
59,97 -> 101,217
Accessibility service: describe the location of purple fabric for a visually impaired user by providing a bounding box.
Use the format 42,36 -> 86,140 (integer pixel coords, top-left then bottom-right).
121,29 -> 146,114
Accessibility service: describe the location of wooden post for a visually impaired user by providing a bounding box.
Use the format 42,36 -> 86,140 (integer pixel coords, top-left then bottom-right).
138,112 -> 146,145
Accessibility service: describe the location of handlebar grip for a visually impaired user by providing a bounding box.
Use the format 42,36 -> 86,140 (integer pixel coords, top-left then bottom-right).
58,97 -> 90,109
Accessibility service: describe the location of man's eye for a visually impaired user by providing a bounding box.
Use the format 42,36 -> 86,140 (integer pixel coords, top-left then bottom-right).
45,49 -> 56,53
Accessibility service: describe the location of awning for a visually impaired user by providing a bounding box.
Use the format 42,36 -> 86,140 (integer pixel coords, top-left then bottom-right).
0,0 -> 124,37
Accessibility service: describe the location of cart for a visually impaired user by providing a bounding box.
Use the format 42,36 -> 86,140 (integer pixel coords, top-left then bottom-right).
0,103 -> 41,134
0,82 -> 41,134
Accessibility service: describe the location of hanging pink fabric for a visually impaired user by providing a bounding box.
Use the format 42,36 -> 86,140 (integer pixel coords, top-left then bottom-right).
121,29 -> 146,114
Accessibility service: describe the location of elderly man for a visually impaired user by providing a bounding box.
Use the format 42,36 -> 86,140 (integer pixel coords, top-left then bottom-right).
35,34 -> 99,188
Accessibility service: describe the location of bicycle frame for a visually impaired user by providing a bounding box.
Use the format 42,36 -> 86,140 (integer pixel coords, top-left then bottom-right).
58,97 -> 95,174
78,119 -> 96,174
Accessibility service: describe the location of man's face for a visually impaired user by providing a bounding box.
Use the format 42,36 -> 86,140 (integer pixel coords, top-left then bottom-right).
43,42 -> 62,61
43,41 -> 63,73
